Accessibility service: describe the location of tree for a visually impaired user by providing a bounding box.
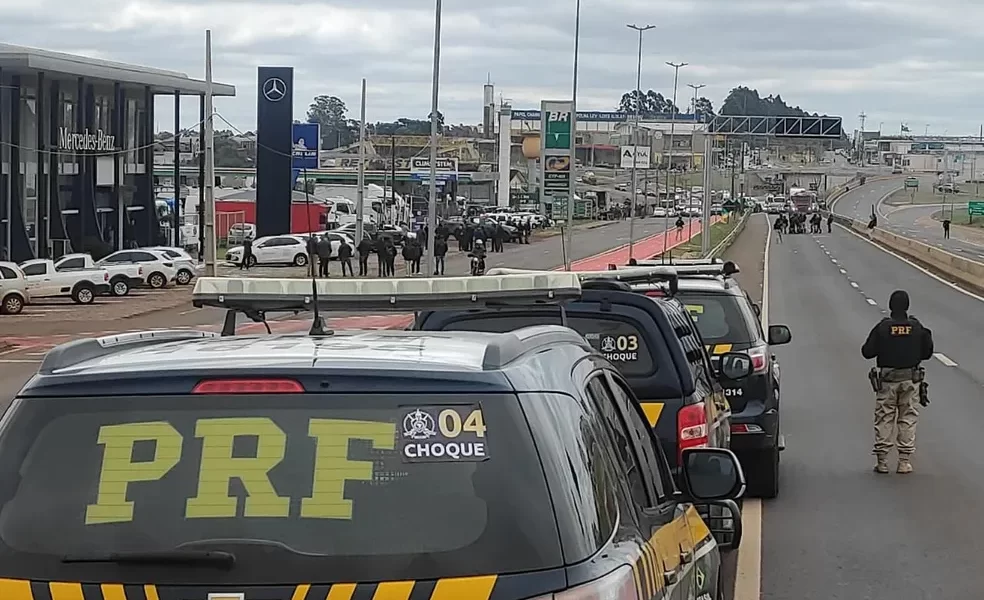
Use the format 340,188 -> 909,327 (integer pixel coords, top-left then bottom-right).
307,95 -> 358,149
694,97 -> 714,119
719,86 -> 809,117
616,89 -> 678,117
368,112 -> 447,136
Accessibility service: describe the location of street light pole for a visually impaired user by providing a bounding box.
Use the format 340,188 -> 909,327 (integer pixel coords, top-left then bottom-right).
564,0 -> 582,271
661,61 -> 687,262
686,83 -> 705,245
426,0 -> 443,277
626,24 -> 655,262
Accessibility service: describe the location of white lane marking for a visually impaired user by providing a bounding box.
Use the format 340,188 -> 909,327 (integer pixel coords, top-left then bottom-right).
866,298 -> 878,305
851,281 -> 859,288
734,214 -> 767,600
839,268 -> 847,274
0,359 -> 42,364
836,224 -> 984,304
831,258 -> 838,264
934,353 -> 958,367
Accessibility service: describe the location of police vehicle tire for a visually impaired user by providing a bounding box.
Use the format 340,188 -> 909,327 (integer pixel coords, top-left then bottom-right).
147,272 -> 167,289
175,269 -> 193,285
1,293 -> 24,315
110,277 -> 130,297
749,446 -> 780,499
72,283 -> 96,304
293,253 -> 308,267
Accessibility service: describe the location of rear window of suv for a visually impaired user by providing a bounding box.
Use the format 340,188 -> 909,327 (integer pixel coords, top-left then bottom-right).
428,313 -> 655,376
0,393 -> 561,584
676,292 -> 758,345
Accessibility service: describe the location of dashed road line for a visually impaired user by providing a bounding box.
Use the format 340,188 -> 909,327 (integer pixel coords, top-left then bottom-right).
934,353 -> 958,367
866,298 -> 878,306
850,282 -> 859,288
839,268 -> 847,274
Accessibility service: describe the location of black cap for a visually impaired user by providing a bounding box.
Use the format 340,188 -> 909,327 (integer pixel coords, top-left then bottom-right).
889,290 -> 910,314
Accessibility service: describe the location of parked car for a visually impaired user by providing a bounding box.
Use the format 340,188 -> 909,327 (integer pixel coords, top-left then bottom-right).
19,259 -> 110,304
226,235 -> 310,267
0,262 -> 29,314
97,249 -> 178,289
146,246 -> 200,285
54,253 -> 142,297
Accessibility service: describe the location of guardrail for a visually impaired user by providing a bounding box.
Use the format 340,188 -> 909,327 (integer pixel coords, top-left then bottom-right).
705,211 -> 751,259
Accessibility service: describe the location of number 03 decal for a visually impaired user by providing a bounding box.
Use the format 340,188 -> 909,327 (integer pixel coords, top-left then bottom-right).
616,335 -> 639,352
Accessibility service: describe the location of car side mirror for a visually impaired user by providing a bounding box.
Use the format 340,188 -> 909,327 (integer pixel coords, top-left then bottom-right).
681,448 -> 745,501
768,324 -> 792,346
751,303 -> 761,317
717,352 -> 753,381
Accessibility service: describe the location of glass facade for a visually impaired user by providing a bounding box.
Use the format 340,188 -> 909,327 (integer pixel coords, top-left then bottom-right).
1,72 -> 154,262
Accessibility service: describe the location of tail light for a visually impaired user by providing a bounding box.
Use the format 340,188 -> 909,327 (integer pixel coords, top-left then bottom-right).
193,379 -> 304,394
139,266 -> 144,275
530,565 -> 637,600
103,272 -> 109,281
645,290 -> 665,297
677,402 -> 708,464
747,344 -> 769,374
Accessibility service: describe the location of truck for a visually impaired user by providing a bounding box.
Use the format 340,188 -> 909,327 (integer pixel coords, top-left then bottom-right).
787,188 -> 817,234
53,253 -> 144,297
18,259 -> 111,304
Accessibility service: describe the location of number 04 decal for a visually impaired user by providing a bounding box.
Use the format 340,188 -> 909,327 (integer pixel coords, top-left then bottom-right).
401,405 -> 490,463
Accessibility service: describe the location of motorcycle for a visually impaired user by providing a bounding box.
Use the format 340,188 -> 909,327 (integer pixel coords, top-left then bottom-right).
470,256 -> 486,276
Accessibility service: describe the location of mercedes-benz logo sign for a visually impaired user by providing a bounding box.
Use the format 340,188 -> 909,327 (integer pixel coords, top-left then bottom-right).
262,77 -> 287,102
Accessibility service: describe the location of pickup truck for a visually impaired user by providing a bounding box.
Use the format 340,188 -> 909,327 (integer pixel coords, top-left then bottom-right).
54,253 -> 143,297
19,259 -> 111,304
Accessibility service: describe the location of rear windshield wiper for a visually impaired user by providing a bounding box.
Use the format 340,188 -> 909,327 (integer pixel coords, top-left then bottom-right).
62,550 -> 235,569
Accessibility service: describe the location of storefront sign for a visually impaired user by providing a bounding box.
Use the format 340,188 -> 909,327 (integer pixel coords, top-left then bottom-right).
58,127 -> 117,152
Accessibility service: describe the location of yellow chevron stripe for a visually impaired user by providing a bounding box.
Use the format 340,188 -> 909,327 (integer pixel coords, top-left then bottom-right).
292,584 -> 311,600
712,344 -> 733,354
101,584 -> 128,600
326,583 -> 358,600
0,579 -> 32,600
431,575 -> 497,600
144,584 -> 161,600
49,582 -> 84,600
372,581 -> 415,600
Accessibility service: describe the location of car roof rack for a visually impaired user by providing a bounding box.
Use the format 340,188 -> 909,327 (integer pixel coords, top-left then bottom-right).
192,273 -> 584,335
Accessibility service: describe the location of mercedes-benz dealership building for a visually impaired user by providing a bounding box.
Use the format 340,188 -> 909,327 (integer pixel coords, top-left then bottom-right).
0,44 -> 235,262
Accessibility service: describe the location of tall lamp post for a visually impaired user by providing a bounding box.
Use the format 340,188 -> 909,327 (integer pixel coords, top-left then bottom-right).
661,61 -> 687,262
563,0 -> 582,271
426,0 -> 443,276
686,83 -> 705,244
626,24 -> 655,261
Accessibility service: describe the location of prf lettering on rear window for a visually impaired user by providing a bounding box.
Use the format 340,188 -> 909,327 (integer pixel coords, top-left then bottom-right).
891,325 -> 912,336
84,418 -> 395,525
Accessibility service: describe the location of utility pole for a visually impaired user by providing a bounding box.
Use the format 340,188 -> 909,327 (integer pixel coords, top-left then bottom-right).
355,78 -> 367,246
426,0 -> 443,276
202,29 -> 216,277
626,24 -> 655,261
661,61 -> 686,262
857,111 -> 866,165
565,0 -> 583,271
686,83 -> 705,244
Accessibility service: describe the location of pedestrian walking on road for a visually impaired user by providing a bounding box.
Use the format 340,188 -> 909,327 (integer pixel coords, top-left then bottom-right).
861,290 -> 934,475
357,236 -> 372,276
337,237 -> 354,276
240,238 -> 253,270
826,213 -> 833,233
943,218 -> 951,239
434,237 -> 448,275
773,215 -> 784,243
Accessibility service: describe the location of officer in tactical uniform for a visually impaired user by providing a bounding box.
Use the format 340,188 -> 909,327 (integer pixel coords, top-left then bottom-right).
861,290 -> 934,474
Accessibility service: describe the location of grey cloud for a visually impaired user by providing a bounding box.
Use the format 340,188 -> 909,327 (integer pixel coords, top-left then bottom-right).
3,0 -> 984,134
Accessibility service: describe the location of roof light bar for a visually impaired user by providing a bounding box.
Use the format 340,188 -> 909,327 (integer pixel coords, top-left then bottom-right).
488,267 -> 679,294
192,273 -> 583,313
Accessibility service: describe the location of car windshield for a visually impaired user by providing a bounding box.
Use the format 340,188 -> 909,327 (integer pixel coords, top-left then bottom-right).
0,393 -> 560,584
675,292 -> 758,345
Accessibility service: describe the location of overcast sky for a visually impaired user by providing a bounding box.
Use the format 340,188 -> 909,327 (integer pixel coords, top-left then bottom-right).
4,0 -> 984,136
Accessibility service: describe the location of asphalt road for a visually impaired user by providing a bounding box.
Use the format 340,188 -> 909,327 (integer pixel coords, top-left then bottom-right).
760,222 -> 984,599
834,177 -> 984,259
0,216 -> 673,402
879,201 -> 984,262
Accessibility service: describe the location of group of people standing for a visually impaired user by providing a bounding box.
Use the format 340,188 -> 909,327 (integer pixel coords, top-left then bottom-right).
456,219 -> 531,253
772,212 -> 833,242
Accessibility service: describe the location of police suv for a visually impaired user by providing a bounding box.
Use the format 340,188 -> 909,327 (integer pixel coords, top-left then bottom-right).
626,259 -> 792,498
4,274 -> 747,600
413,266 -> 754,478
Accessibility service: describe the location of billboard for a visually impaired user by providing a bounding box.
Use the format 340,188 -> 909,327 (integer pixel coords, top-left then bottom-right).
255,67 -> 294,236
291,123 -> 321,170
620,146 -> 652,169
539,100 -> 574,216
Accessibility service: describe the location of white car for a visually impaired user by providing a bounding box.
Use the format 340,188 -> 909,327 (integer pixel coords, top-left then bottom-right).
227,223 -> 256,245
226,235 -> 311,267
0,262 -> 29,314
146,246 -> 200,285
98,249 -> 178,289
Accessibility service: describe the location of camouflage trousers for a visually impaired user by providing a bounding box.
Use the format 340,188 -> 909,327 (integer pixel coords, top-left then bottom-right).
873,379 -> 920,457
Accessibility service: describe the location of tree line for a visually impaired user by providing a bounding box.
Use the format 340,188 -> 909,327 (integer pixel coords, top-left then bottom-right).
616,85 -> 820,119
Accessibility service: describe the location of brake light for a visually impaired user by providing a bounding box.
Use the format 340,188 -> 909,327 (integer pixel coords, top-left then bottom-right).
530,565 -> 637,600
747,344 -> 769,374
103,272 -> 109,281
645,290 -> 665,297
139,266 -> 144,275
192,379 -> 304,394
677,402 -> 708,464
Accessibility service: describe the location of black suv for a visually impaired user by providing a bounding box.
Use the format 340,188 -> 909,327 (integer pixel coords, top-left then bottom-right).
414,269 -> 755,476
631,261 -> 791,497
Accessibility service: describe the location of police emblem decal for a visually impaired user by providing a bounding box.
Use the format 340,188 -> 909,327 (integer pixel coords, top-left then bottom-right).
402,408 -> 437,440
600,335 -> 617,353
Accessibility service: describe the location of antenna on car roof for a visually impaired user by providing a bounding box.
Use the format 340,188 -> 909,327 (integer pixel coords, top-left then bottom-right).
303,189 -> 332,337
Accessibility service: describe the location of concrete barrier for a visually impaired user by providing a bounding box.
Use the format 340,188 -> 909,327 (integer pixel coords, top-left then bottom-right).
706,211 -> 751,259
846,219 -> 984,291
